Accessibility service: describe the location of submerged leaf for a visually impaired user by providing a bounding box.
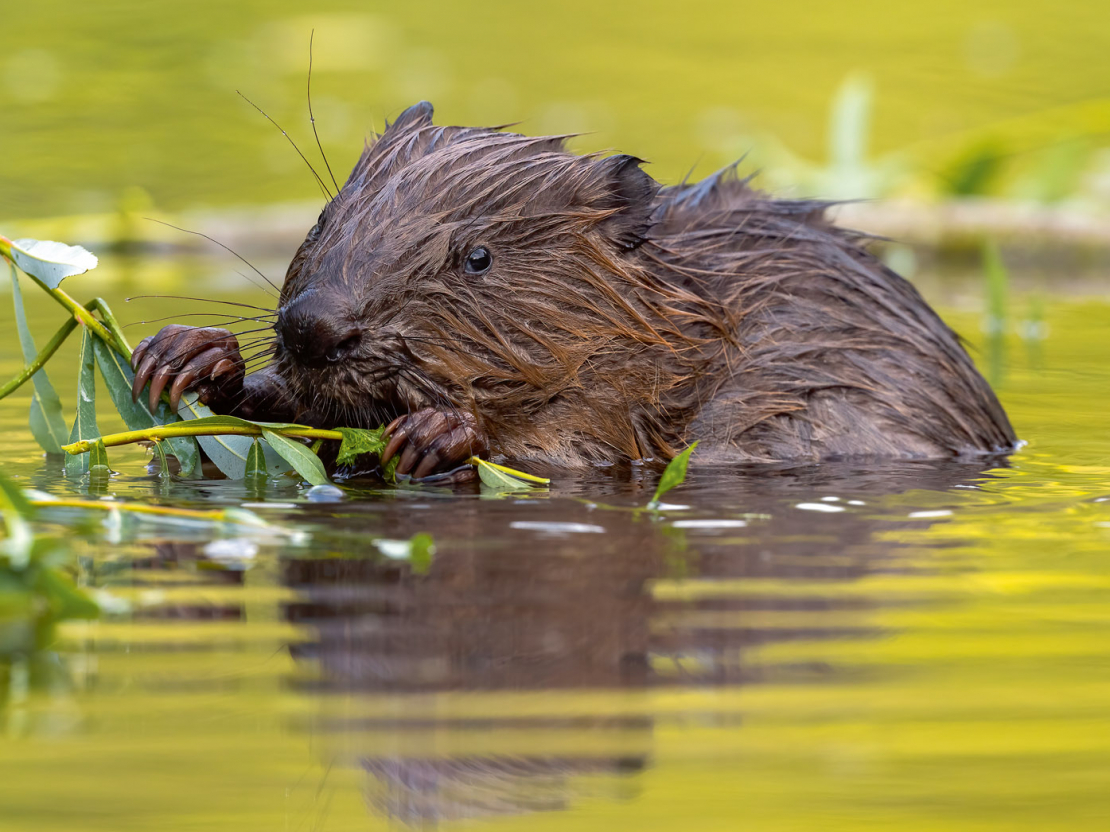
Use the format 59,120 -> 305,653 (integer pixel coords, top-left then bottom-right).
91,338 -> 200,476
261,429 -> 329,486
244,439 -> 267,477
10,266 -> 68,454
409,532 -> 435,575
65,330 -> 99,477
7,237 -> 98,288
88,439 -> 111,474
649,441 -> 698,507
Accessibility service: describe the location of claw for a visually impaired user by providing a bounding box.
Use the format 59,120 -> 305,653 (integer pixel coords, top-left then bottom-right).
381,420 -> 410,467
132,353 -> 158,403
148,365 -> 174,412
397,444 -> 421,476
131,336 -> 152,373
412,448 -> 442,480
210,358 -> 237,379
168,370 -> 197,412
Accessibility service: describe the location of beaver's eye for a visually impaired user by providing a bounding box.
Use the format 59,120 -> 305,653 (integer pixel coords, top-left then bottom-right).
464,246 -> 493,276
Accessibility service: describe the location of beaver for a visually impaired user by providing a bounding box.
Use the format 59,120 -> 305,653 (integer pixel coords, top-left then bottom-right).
130,101 -> 1016,480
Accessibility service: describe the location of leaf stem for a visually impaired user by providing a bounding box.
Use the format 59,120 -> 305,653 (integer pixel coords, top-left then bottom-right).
62,423 -> 343,455
0,315 -> 80,401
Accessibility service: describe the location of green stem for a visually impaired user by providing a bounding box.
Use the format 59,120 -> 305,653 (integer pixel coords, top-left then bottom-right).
88,297 -> 133,355
0,315 -> 80,401
30,498 -> 232,520
63,423 -> 343,455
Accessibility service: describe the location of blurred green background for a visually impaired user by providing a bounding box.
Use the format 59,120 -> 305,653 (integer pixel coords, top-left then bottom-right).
3,0 -> 1110,221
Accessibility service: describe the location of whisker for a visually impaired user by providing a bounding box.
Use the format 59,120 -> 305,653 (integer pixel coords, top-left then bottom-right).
307,30 -> 340,193
126,295 -> 275,313
238,90 -> 333,201
143,219 -> 280,296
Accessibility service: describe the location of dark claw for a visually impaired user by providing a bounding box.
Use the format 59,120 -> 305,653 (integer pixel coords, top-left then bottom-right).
131,336 -> 152,373
397,443 -> 421,476
412,448 -> 442,480
168,369 -> 197,412
132,353 -> 158,403
148,365 -> 174,412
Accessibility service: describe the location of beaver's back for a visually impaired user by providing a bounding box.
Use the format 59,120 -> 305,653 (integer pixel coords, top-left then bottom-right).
646,169 -> 1016,461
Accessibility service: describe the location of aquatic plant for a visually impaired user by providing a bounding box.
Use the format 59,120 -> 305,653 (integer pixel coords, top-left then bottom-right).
0,234 -> 546,489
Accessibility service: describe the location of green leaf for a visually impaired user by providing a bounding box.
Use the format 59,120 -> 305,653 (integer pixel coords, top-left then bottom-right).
474,457 -> 536,491
65,330 -> 99,477
152,440 -> 169,476
0,470 -> 35,569
335,426 -> 389,466
9,266 -> 67,454
173,400 -> 296,479
91,338 -> 201,477
88,439 -> 110,474
244,439 -> 267,477
409,532 -> 435,575
6,237 -> 98,288
649,441 -> 698,507
261,429 -> 329,485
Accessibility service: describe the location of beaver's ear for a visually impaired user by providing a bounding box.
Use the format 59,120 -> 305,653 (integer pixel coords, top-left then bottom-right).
386,101 -> 434,132
592,155 -> 660,250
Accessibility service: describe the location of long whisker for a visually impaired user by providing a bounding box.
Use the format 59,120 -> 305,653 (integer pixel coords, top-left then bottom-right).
143,219 -> 280,296
124,312 -> 275,329
308,30 -> 340,193
237,90 -> 333,201
126,295 -> 275,313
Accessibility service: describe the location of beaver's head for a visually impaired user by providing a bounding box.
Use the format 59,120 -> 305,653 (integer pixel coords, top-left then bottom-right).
272,101 -> 700,447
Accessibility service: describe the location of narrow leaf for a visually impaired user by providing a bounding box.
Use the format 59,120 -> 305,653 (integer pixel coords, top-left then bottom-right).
7,237 -> 98,288
152,440 -> 170,476
474,457 -> 535,491
261,429 -> 329,485
649,441 -> 698,507
10,266 -> 67,453
0,470 -> 34,569
89,439 -> 111,473
244,439 -> 267,477
175,397 -> 294,479
92,339 -> 201,477
65,330 -> 99,477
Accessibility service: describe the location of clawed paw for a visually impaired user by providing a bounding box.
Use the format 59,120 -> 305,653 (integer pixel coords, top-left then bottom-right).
131,325 -> 245,412
381,408 -> 488,481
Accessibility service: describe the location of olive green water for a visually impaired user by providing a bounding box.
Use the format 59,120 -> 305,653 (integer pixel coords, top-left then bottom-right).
0,271 -> 1108,831
4,1 -> 1110,829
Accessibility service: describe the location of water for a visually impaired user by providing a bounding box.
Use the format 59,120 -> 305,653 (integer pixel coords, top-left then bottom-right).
0,270 -> 1108,831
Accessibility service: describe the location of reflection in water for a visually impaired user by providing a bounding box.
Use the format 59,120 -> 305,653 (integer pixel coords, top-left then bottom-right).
278,461 -> 1004,825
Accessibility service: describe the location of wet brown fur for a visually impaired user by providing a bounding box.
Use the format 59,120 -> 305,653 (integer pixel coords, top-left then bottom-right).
268,102 -> 1015,466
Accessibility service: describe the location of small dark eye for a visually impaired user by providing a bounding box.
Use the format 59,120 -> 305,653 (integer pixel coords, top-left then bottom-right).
464,246 -> 493,276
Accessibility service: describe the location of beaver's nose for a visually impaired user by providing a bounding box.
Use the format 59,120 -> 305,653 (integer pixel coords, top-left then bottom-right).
276,295 -> 363,368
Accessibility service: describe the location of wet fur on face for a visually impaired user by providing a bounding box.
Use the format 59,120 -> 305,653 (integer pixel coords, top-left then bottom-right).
271,101 -> 1014,465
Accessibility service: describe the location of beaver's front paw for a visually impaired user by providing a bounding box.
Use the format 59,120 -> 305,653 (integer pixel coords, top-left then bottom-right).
381,408 -> 488,481
131,325 -> 245,412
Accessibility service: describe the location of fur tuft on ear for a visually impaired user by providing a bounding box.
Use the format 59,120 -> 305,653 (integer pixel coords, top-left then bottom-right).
592,154 -> 660,250
387,101 -> 435,132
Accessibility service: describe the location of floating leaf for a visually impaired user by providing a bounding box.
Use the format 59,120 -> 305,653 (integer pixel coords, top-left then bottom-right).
473,457 -> 539,491
9,265 -> 67,454
6,237 -> 98,288
261,429 -> 329,486
649,441 -> 698,507
244,439 -> 267,478
91,338 -> 200,476
336,426 -> 389,466
65,330 -> 99,477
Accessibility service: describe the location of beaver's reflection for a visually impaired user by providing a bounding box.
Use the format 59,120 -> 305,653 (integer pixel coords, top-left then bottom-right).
281,460 -> 1002,824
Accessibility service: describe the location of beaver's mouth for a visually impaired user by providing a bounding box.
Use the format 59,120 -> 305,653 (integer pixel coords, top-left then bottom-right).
275,350 -> 457,430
